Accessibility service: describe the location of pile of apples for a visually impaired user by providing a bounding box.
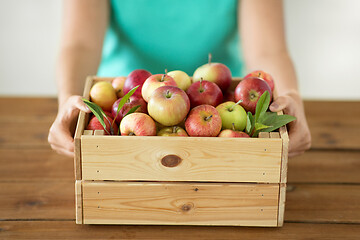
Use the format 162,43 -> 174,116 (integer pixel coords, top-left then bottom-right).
87,56 -> 274,138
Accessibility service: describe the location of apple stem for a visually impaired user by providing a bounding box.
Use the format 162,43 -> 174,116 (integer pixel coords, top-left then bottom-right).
172,126 -> 177,133
166,89 -> 171,98
199,77 -> 204,93
161,74 -> 165,82
229,99 -> 243,111
164,68 -> 168,75
258,72 -> 261,78
208,53 -> 212,65
129,132 -> 135,136
204,115 -> 213,121
232,123 -> 236,131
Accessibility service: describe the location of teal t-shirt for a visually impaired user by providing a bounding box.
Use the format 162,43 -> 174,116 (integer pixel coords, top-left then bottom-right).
97,0 -> 244,77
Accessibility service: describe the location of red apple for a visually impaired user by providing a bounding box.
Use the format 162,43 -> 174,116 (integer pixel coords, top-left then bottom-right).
244,70 -> 274,92
112,76 -> 127,98
218,129 -> 250,138
111,95 -> 147,124
86,115 -> 118,135
120,113 -> 156,136
141,73 -> 177,102
90,111 -> 113,121
186,79 -> 223,108
185,105 -> 222,137
148,86 -> 190,126
234,77 -> 272,114
123,69 -> 152,97
157,126 -> 188,137
192,54 -> 232,92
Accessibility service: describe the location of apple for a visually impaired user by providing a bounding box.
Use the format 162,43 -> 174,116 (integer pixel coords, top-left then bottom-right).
186,79 -> 223,108
89,81 -> 117,111
147,86 -> 190,126
218,129 -> 250,138
86,115 -> 118,135
112,76 -> 127,98
120,113 -> 156,136
223,90 -> 235,102
234,77 -> 272,114
192,53 -> 232,92
90,111 -> 113,122
216,100 -> 247,131
141,73 -> 178,102
123,69 -> 152,97
157,126 -> 188,137
185,104 -> 222,137
244,70 -> 274,92
111,95 -> 147,124
167,70 -> 192,91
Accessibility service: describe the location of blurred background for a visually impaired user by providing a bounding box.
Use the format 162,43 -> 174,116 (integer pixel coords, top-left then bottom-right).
0,0 -> 359,100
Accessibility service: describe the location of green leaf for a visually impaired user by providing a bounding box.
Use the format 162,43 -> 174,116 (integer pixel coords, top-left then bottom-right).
261,114 -> 296,132
112,85 -> 139,126
82,99 -> 110,135
255,122 -> 272,131
124,105 -> 141,117
254,91 -> 270,123
246,112 -> 255,135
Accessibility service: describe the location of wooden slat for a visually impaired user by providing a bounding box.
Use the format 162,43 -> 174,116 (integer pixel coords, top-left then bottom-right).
288,150 -> 360,183
304,101 -> 360,150
0,181 -> 74,220
277,183 -> 286,227
0,149 -> 73,181
285,184 -> 360,223
93,130 -> 104,135
1,222 -> 360,239
270,132 -> 280,138
81,136 -> 282,183
82,181 -> 279,226
0,181 -> 359,223
74,76 -> 94,180
259,132 -> 270,138
82,130 -> 93,136
75,181 -> 83,224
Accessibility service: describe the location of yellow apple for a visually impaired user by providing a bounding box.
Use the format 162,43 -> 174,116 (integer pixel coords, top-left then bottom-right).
167,70 -> 192,91
89,81 -> 117,111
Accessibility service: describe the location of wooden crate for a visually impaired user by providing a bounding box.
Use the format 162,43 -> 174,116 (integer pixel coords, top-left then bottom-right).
74,76 -> 289,227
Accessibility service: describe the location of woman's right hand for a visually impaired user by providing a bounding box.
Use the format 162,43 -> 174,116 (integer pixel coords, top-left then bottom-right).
48,96 -> 91,157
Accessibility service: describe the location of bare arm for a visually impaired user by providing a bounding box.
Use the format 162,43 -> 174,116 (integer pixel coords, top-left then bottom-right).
57,0 -> 109,107
48,0 -> 109,157
239,0 -> 311,156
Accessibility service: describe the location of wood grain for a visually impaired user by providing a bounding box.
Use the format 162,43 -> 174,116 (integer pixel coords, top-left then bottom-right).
286,184 -> 360,223
0,149 -> 73,181
81,136 -> 282,183
0,181 -> 74,220
74,76 -> 93,180
288,150 -> 360,183
75,181 -> 83,224
304,101 -> 360,150
1,221 -> 360,239
82,181 -> 279,226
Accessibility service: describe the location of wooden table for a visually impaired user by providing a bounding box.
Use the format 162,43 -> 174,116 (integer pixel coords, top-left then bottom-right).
0,98 -> 359,239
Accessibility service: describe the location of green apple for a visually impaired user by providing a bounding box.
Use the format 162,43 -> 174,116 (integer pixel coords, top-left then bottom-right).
216,100 -> 247,131
167,70 -> 192,91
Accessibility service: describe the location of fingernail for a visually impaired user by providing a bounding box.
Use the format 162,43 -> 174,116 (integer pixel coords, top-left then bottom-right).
271,103 -> 279,109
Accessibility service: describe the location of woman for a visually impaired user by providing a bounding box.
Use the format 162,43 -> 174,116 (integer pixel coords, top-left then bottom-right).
48,0 -> 311,157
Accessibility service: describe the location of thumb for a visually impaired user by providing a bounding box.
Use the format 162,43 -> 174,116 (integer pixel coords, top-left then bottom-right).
269,96 -> 289,112
72,96 -> 92,113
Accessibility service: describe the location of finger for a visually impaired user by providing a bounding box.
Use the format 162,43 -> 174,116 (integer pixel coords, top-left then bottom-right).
71,96 -> 91,113
51,144 -> 74,158
269,96 -> 290,112
289,151 -> 305,158
48,124 -> 75,152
